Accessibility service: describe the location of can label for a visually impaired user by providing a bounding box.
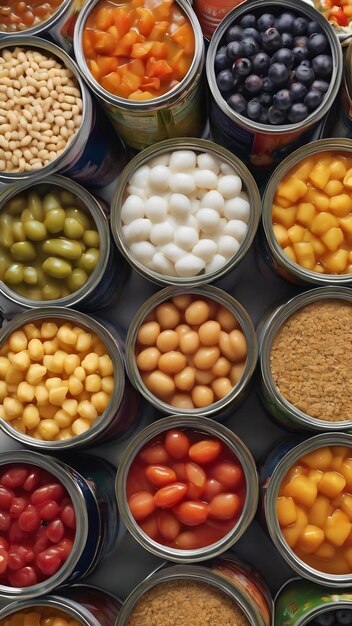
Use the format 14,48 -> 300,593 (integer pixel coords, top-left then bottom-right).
275,579 -> 352,626
193,0 -> 242,40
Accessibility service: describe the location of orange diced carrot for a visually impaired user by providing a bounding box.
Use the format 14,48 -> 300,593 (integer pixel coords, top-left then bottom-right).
130,0 -> 144,7
170,52 -> 189,80
128,58 -> 146,77
96,55 -> 118,76
149,21 -> 169,40
146,57 -> 173,78
95,6 -> 114,30
100,71 -> 121,94
113,30 -> 138,55
131,42 -> 154,58
141,76 -> 160,90
82,30 -> 94,58
112,7 -> 133,37
92,30 -> 116,55
171,23 -> 195,55
153,0 -> 173,20
88,59 -> 101,81
107,25 -> 119,38
151,41 -> 168,58
129,90 -> 154,100
123,70 -> 142,91
135,7 -> 155,36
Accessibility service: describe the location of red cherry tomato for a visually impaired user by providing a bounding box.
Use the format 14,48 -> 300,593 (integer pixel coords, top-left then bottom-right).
158,510 -> 181,541
145,465 -> 177,488
0,511 -> 11,531
54,538 -> 74,558
0,486 -> 14,509
126,462 -> 154,499
8,545 -> 33,571
189,440 -> 222,464
173,530 -> 198,550
139,443 -> 169,465
0,537 -> 9,551
40,500 -> 61,521
18,505 -> 40,532
33,526 -> 51,554
165,430 -> 190,459
46,519 -> 65,543
1,467 -> 29,489
9,496 -> 29,519
23,470 -> 41,492
171,462 -> 187,481
154,483 -> 188,508
36,548 -> 62,576
8,521 -> 26,544
211,461 -> 244,490
139,513 -> 159,540
203,478 -> 224,501
0,548 -> 8,574
31,483 -> 66,505
186,462 -> 206,488
128,491 -> 156,521
173,501 -> 209,526
209,493 -> 242,520
61,505 -> 76,529
8,565 -> 37,587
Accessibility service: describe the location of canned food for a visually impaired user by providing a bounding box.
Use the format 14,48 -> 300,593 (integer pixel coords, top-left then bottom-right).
259,286 -> 352,431
0,449 -> 120,599
125,285 -> 257,418
309,0 -> 352,44
261,138 -> 352,285
0,37 -> 126,187
116,414 -> 258,562
263,432 -> 352,586
73,0 -> 205,150
193,0 -> 242,42
0,306 -> 140,448
205,0 -> 343,170
0,175 -> 129,312
275,578 -> 352,626
0,585 -> 122,626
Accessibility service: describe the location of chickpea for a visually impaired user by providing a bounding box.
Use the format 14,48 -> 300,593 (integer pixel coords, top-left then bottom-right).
185,300 -> 210,325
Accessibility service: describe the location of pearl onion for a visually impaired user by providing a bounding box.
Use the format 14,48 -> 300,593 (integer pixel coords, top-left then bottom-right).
121,195 -> 145,225
152,252 -> 177,275
220,162 -> 235,175
149,165 -> 170,192
169,193 -> 191,219
130,165 -> 150,188
145,196 -> 168,223
175,254 -> 205,277
217,235 -> 240,259
194,169 -> 218,189
126,185 -> 147,200
217,175 -> 242,199
130,241 -> 157,265
122,218 -> 152,244
190,198 -> 200,214
192,239 -> 217,262
224,220 -> 248,243
169,173 -> 196,194
148,154 -> 170,167
169,150 -> 196,172
174,226 -> 199,251
196,153 -> 220,174
206,254 -> 227,273
197,208 -> 221,234
150,222 -> 174,246
224,195 -> 250,222
162,242 -> 186,263
200,190 -> 224,213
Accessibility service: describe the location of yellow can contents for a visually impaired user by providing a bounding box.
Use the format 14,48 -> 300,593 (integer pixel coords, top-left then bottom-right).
0,186 -> 100,301
0,608 -> 82,626
271,151 -> 352,275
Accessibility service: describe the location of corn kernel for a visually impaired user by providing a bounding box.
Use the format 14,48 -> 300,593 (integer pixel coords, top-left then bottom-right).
324,180 -> 344,197
296,202 -> 316,227
309,163 -> 330,189
37,419 -> 60,440
311,212 -> 338,236
339,216 -> 352,235
314,542 -> 336,560
329,194 -> 352,217
282,246 -> 296,263
276,496 -> 297,526
282,507 -> 308,549
16,381 -> 35,403
318,471 -> 346,499
272,205 -> 297,229
307,469 -> 323,485
330,160 -> 347,180
323,249 -> 348,273
297,524 -> 324,554
292,157 -> 315,181
277,177 -> 307,203
284,475 -> 318,508
293,242 -> 316,270
22,405 -> 40,430
339,494 -> 352,521
331,446 -> 348,470
276,196 -> 292,208
27,364 -> 46,385
301,447 -> 334,470
303,231 -> 326,256
324,510 -> 352,546
340,459 -> 352,490
273,224 -> 290,247
304,188 -> 330,211
321,227 -> 344,251
308,495 -> 331,527
288,224 -> 306,244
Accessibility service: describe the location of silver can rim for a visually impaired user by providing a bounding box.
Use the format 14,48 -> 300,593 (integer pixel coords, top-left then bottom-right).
116,414 -> 259,563
261,138 -> 352,285
0,450 -> 90,599
260,286 -> 352,431
73,0 -> 204,111
0,307 -> 125,449
110,137 -> 261,287
115,563 -> 263,626
0,595 -> 101,626
0,36 -> 91,184
0,0 -> 72,39
205,0 -> 343,135
264,432 -> 352,586
0,174 -> 110,309
125,284 -> 258,417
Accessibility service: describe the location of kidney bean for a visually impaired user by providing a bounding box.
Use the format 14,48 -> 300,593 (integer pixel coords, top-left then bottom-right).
145,465 -> 177,488
0,486 -> 14,510
154,483 -> 188,508
165,430 -> 190,459
211,461 -> 244,489
23,470 -> 41,492
174,530 -> 199,549
8,565 -> 38,587
128,491 -> 156,521
174,501 -> 209,526
33,526 -> 51,554
40,500 -> 61,520
203,478 -> 225,501
31,483 -> 66,505
186,462 -> 206,488
18,505 -> 41,533
186,482 -> 205,500
209,493 -> 242,520
54,537 -> 74,559
172,462 -> 188,481
158,511 -> 181,541
36,549 -> 62,576
139,444 -> 169,465
61,505 -> 76,529
189,440 -> 222,464
8,521 -> 26,544
9,496 -> 29,519
139,513 -> 159,540
46,519 -> 65,543
1,467 -> 29,489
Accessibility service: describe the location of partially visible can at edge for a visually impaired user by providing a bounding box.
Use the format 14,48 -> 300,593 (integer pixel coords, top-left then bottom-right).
332,41 -> 352,139
275,578 -> 352,626
205,0 -> 343,171
73,0 -> 206,151
0,175 -> 129,314
0,584 -> 122,625
0,37 -> 126,188
193,0 -> 242,41
0,450 -> 121,600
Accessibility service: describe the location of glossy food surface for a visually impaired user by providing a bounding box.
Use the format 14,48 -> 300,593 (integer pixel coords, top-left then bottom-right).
0,0 -> 63,33
0,607 -> 81,626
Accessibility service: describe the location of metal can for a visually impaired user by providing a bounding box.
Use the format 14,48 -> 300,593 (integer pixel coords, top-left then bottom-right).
332,41 -> 352,138
73,0 -> 205,151
205,0 -> 343,170
193,0 -> 241,42
275,578 -> 352,626
0,306 -> 140,448
258,286 -> 352,432
110,137 -> 261,288
116,414 -> 258,563
0,585 -> 122,626
263,432 -> 352,587
261,138 -> 352,286
0,36 -> 126,187
125,284 -> 258,419
0,175 -> 129,313
116,558 -> 271,626
0,449 -> 121,599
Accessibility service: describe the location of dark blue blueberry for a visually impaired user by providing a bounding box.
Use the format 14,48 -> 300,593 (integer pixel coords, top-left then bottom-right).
272,48 -> 295,69
292,17 -> 308,36
215,48 -> 230,72
312,54 -> 333,77
244,74 -> 263,95
227,93 -> 247,114
307,33 -> 328,55
275,12 -> 295,33
240,37 -> 260,57
262,27 -> 282,52
233,57 -> 252,78
243,27 -> 261,43
262,76 -> 274,92
259,109 -> 269,124
293,46 -> 309,64
304,89 -> 323,110
268,62 -> 289,87
287,102 -> 308,123
307,20 -> 322,36
268,105 -> 286,124
216,69 -> 234,93
336,611 -> 352,626
295,35 -> 309,48
240,13 -> 256,29
295,63 -> 315,85
257,13 -> 275,32
311,79 -> 330,93
226,40 -> 241,61
273,89 -> 292,111
259,91 -> 272,106
247,98 -> 262,120
252,52 -> 271,75
225,24 -> 243,43
290,82 -> 308,101
282,32 -> 294,48
288,70 -> 296,84
301,59 -> 312,67
315,614 -> 335,626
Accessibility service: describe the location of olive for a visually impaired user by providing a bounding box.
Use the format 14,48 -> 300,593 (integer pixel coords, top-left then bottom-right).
21,209 -> 35,223
5,196 -> 26,215
42,238 -> 82,260
42,257 -> 72,279
0,215 -> 14,248
262,77 -> 274,92
259,109 -> 269,124
259,92 -> 272,107
26,287 -> 43,300
287,102 -> 309,123
242,27 -> 261,43
83,230 -> 100,248
64,217 -> 85,239
10,241 -> 36,262
12,221 -> 27,242
44,207 -> 66,234
216,69 -> 235,93
315,615 -> 335,626
307,20 -> 322,36
311,79 -> 329,93
77,248 -> 99,273
4,263 -> 24,285
66,268 -> 88,292
227,93 -> 247,114
312,54 -> 333,78
28,192 -> 44,221
294,36 -> 309,48
257,13 -> 275,32
336,611 -> 352,626
240,14 -> 256,29
23,266 -> 38,285
43,193 -> 62,213
59,190 -> 76,206
65,208 -> 91,230
0,253 -> 10,280
23,220 -> 47,242
293,46 -> 309,64
225,25 -> 243,43
275,12 -> 295,33
273,89 -> 292,111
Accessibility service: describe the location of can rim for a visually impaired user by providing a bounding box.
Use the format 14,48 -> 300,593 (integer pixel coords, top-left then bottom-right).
125,284 -> 258,417
0,0 -> 72,39
0,174 -> 110,309
115,414 -> 259,562
0,307 -> 125,449
205,0 -> 343,135
264,432 -> 352,586
0,595 -> 100,626
0,450 -> 90,598
261,138 -> 352,285
259,286 -> 352,430
110,137 -> 261,287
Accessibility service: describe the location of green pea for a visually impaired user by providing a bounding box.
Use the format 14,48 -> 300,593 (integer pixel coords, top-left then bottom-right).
4,263 -> 24,285
21,208 -> 35,223
42,281 -> 62,300
0,253 -> 10,280
43,193 -> 61,213
26,286 -> 44,300
77,248 -> 100,274
35,266 -> 46,287
60,191 -> 76,206
28,192 -> 44,221
23,266 -> 38,285
0,215 -> 14,248
63,217 -> 84,240
12,221 -> 27,242
42,257 -> 72,279
5,195 -> 26,215
44,208 -> 66,234
23,220 -> 47,241
83,230 -> 100,248
66,268 -> 88,292
65,208 -> 91,230
43,238 -> 82,260
11,241 -> 36,262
